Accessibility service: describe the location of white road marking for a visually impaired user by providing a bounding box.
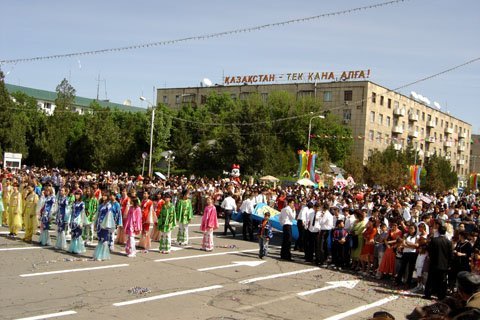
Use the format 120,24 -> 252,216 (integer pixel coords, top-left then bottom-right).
113,285 -> 223,306
19,263 -> 129,277
189,222 -> 241,227
14,310 -> 77,320
148,246 -> 191,252
298,280 -> 360,296
0,230 -> 56,235
0,246 -> 45,251
322,295 -> 399,320
198,260 -> 265,271
154,249 -> 257,262
239,267 -> 320,284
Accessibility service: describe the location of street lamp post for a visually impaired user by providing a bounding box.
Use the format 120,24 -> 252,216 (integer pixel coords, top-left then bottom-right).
307,115 -> 325,151
165,151 -> 175,178
140,96 -> 155,178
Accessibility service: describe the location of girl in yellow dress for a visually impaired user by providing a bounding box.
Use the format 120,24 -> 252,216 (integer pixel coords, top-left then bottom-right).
23,185 -> 39,243
8,183 -> 22,237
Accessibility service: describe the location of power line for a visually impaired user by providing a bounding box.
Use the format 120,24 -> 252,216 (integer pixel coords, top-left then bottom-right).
0,0 -> 409,65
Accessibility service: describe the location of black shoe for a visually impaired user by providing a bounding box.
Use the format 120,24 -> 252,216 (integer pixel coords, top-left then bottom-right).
421,295 -> 432,300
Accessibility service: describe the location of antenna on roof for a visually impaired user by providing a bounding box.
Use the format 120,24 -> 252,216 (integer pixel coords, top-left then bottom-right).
123,99 -> 132,106
202,78 -> 213,87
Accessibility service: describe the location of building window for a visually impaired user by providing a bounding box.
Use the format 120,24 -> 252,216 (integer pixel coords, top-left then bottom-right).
297,90 -> 313,99
239,92 -> 251,100
455,125 -> 458,133
440,134 -> 443,141
372,92 -> 376,103
380,96 -> 384,106
343,109 -> 351,121
402,121 -> 405,130
370,111 -> 375,123
344,90 -> 353,101
421,128 -> 424,136
369,130 -> 374,141
387,98 -> 392,109
376,132 -> 382,142
162,95 -> 168,104
378,113 -> 383,125
441,119 -> 444,128
385,134 -> 390,145
394,101 -> 399,109
175,95 -> 180,104
435,117 -> 438,126
422,112 -> 425,121
323,91 -> 332,102
386,116 -> 391,127
201,95 -> 207,104
230,93 -> 237,100
427,114 -> 432,122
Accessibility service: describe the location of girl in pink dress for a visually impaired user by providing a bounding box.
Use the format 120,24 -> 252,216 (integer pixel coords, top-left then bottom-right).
124,196 -> 142,257
201,197 -> 219,251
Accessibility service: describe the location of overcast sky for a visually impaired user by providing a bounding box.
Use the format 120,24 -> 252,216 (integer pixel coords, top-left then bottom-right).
1,0 -> 479,132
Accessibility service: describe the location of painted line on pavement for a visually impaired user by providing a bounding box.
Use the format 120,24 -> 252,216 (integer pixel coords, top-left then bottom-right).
113,285 -> 223,306
323,295 -> 399,320
0,246 -> 45,251
14,310 -> 77,320
239,267 -> 320,284
0,230 -> 56,235
148,246 -> 191,252
20,263 -> 129,277
189,222 -> 241,227
154,249 -> 258,262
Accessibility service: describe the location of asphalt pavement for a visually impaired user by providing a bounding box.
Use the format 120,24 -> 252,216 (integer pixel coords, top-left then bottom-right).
0,217 -> 427,320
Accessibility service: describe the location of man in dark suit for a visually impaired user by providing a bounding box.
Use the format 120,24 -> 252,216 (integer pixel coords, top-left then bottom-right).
423,221 -> 452,300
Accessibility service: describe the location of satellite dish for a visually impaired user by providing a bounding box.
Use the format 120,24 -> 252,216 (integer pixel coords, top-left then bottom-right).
410,91 -> 418,99
417,94 -> 424,101
202,78 -> 213,87
123,99 -> 132,106
433,101 -> 441,109
424,98 -> 431,105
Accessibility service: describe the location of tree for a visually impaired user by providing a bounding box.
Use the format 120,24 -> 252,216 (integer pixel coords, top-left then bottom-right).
365,145 -> 409,188
423,155 -> 458,193
344,154 -> 364,183
55,78 -> 76,111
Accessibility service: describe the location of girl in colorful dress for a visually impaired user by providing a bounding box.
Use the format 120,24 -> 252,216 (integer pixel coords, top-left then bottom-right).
55,187 -> 70,250
83,187 -> 98,245
360,218 -> 378,276
39,187 -> 55,246
93,193 -> 114,261
8,183 -> 22,237
138,191 -> 153,251
350,210 -> 367,271
150,193 -> 164,242
377,222 -> 403,278
68,190 -> 86,254
176,189 -> 193,246
0,181 -> 4,226
23,184 -> 39,243
158,193 -> 176,254
200,197 -> 219,251
124,195 -> 142,257
2,179 -> 12,226
115,188 -> 130,245
109,192 -> 122,251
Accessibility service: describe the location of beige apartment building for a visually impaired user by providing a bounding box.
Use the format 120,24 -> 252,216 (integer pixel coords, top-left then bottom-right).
157,80 -> 471,178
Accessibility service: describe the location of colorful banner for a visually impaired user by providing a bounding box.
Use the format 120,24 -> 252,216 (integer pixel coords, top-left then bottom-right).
298,150 -> 317,182
409,165 -> 423,187
470,173 -> 479,190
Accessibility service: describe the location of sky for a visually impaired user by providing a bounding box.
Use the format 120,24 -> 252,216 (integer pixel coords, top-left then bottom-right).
1,0 -> 479,131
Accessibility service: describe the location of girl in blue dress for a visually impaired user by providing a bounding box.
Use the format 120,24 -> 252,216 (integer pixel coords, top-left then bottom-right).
68,190 -> 86,254
55,187 -> 70,250
93,192 -> 114,261
39,187 -> 56,246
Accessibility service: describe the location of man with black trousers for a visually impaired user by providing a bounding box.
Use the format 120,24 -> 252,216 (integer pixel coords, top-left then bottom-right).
221,191 -> 237,237
280,198 -> 296,261
423,221 -> 452,300
305,202 -> 321,264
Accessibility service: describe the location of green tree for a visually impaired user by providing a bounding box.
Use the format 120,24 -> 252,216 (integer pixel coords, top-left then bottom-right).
423,155 -> 458,192
365,145 -> 409,188
344,154 -> 364,183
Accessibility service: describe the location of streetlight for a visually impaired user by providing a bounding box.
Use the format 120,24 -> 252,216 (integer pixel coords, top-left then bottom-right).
165,150 -> 175,178
307,114 -> 325,151
140,96 -> 155,178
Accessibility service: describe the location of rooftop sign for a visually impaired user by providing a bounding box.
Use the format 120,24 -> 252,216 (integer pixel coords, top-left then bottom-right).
223,69 -> 371,85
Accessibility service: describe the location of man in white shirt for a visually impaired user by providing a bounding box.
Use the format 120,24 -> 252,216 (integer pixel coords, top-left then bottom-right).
318,203 -> 334,267
221,192 -> 237,237
280,198 -> 296,261
305,203 -> 321,264
240,192 -> 255,241
295,200 -> 312,253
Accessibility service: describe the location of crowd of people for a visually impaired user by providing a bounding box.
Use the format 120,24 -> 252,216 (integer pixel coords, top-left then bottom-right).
1,166 -> 480,318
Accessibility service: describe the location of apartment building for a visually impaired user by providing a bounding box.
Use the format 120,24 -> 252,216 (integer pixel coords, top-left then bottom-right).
157,80 -> 471,178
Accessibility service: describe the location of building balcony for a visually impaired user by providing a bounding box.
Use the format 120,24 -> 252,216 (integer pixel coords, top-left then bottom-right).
445,127 -> 454,134
392,126 -> 404,134
425,136 -> 435,143
444,141 -> 453,148
393,107 -> 406,117
458,159 -> 466,166
426,120 -> 436,128
445,155 -> 451,161
458,131 -> 467,139
425,151 -> 432,158
458,145 -> 466,152
408,113 -> 419,122
393,143 -> 402,151
408,130 -> 419,138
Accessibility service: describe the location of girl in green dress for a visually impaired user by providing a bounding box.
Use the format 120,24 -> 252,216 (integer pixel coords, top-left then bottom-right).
158,193 -> 176,254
